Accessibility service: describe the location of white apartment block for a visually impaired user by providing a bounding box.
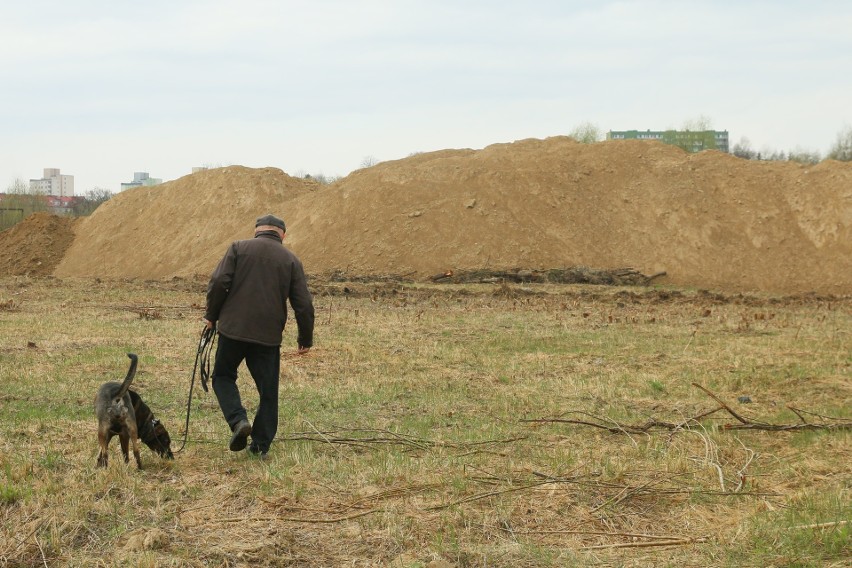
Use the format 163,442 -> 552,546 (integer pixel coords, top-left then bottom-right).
120,171 -> 163,191
30,168 -> 75,197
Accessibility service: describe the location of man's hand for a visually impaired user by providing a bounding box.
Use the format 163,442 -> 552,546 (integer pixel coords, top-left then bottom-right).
297,346 -> 311,355
203,318 -> 214,330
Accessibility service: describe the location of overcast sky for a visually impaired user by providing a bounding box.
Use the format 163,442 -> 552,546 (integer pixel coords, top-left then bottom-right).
2,0 -> 851,194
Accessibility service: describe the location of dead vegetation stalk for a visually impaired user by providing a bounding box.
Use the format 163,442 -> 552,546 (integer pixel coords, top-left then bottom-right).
523,384 -> 851,434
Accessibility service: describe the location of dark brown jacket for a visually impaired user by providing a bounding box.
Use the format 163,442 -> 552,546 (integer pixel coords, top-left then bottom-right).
205,231 -> 314,347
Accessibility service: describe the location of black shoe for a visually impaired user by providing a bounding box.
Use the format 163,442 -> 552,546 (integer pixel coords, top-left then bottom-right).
248,446 -> 269,461
229,420 -> 252,452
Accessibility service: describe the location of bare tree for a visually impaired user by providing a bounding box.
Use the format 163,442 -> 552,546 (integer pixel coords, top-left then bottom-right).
360,155 -> 378,169
787,148 -> 821,164
764,149 -> 787,161
303,173 -> 340,185
71,188 -> 113,216
681,115 -> 714,131
568,122 -> 602,144
6,177 -> 29,194
1,178 -> 49,230
732,137 -> 757,160
827,126 -> 852,161
732,138 -> 820,164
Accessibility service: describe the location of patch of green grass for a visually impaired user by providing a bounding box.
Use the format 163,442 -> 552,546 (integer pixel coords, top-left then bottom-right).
4,400 -> 89,422
727,490 -> 851,566
37,450 -> 67,471
0,482 -> 28,505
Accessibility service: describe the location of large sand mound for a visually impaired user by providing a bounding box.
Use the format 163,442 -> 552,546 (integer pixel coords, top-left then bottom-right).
49,137 -> 852,294
54,166 -> 320,280
0,211 -> 77,276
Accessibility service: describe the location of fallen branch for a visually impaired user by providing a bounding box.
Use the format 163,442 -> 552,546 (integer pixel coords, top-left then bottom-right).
692,383 -> 852,432
426,480 -> 557,511
525,390 -> 851,437
721,422 -> 852,432
341,483 -> 444,510
734,438 -> 756,493
691,383 -> 755,425
429,469 -> 593,511
581,537 -> 708,550
521,407 -> 723,434
787,520 -> 849,531
302,417 -> 343,457
34,534 -> 48,568
787,406 -> 849,422
504,527 -> 704,541
283,428 -> 526,452
590,478 -> 656,513
198,508 -> 380,525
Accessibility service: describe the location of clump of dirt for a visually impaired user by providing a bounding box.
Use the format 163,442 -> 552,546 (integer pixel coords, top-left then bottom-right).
46,139 -> 852,294
0,212 -> 77,276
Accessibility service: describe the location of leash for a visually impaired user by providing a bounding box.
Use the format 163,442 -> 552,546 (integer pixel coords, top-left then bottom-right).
174,325 -> 217,453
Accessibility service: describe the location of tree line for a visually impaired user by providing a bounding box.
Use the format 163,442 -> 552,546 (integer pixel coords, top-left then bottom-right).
569,121 -> 852,164
730,127 -> 852,164
0,178 -> 112,231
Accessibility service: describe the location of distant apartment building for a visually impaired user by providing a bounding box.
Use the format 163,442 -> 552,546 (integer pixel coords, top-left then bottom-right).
29,168 -> 74,197
607,130 -> 729,153
121,172 -> 162,191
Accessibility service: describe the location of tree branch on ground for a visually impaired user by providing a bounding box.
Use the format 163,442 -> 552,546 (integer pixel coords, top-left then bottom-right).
521,385 -> 851,435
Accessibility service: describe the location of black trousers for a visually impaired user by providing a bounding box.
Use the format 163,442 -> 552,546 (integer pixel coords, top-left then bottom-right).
212,334 -> 280,452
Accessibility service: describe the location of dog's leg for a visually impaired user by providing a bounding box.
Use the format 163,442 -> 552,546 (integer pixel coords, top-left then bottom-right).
97,428 -> 110,467
131,436 -> 143,470
128,423 -> 143,470
119,430 -> 130,464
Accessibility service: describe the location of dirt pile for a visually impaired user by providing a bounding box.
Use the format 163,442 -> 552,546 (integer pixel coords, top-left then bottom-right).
0,212 -> 77,276
288,138 -> 852,294
54,166 -> 320,280
48,138 -> 852,293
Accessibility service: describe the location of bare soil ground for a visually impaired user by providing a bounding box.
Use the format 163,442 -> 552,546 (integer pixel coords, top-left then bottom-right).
26,137 -> 849,294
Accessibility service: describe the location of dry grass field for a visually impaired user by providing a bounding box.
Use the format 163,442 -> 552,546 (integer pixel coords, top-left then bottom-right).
0,276 -> 849,567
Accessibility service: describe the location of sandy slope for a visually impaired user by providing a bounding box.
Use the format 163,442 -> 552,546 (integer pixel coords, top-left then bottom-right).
41,137 -> 852,294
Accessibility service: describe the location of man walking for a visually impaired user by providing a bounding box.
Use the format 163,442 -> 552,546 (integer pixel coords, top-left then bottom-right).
204,214 -> 314,459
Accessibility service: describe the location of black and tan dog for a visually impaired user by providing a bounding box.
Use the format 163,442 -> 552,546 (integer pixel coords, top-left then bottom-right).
94,353 -> 174,469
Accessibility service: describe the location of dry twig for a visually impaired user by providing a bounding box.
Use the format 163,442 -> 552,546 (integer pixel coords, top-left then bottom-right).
34,535 -> 48,568
692,383 -> 852,432
427,480 -> 557,511
787,520 -> 849,531
521,406 -> 723,434
581,537 -> 708,550
197,508 -> 381,525
284,428 -> 526,452
524,386 -> 850,437
734,438 -> 756,493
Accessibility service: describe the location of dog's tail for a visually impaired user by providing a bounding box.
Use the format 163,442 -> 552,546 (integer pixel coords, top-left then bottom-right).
116,353 -> 138,399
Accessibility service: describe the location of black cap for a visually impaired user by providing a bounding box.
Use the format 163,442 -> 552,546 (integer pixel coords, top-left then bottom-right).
255,214 -> 285,232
